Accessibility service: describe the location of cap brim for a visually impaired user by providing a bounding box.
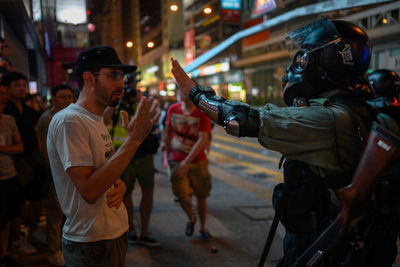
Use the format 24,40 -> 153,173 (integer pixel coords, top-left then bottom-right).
102,64 -> 137,73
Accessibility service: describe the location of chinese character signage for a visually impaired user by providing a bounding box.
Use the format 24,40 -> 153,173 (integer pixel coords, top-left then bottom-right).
184,28 -> 196,65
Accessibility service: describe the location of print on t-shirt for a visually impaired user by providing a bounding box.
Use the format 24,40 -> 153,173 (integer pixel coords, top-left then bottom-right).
170,113 -> 200,154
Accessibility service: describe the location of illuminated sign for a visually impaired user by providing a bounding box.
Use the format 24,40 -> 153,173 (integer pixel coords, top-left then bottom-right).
221,0 -> 241,10
190,62 -> 230,78
166,83 -> 176,90
146,65 -> 159,74
184,28 -> 196,65
228,83 -> 246,101
252,0 -> 277,18
56,0 -> 87,24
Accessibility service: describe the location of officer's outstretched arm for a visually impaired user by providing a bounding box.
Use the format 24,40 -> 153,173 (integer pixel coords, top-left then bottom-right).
189,85 -> 260,137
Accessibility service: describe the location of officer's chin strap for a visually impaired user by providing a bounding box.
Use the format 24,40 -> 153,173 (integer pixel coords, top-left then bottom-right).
258,156 -> 292,267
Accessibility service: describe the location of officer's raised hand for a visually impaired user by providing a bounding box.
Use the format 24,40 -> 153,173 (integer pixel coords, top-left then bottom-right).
170,57 -> 196,96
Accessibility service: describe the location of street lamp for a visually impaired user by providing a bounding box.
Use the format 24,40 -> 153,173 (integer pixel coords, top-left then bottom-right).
126,41 -> 133,48
147,41 -> 154,48
170,4 -> 178,12
203,7 -> 212,14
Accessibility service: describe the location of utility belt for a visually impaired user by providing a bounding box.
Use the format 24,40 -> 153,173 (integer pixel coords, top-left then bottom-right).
273,159 -> 332,234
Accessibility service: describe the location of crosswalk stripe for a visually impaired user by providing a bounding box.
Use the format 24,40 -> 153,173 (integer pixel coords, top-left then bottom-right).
212,141 -> 280,164
209,165 -> 274,204
209,150 -> 283,181
213,133 -> 264,149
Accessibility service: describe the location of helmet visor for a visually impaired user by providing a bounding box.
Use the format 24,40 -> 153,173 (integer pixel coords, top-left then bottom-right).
286,18 -> 342,57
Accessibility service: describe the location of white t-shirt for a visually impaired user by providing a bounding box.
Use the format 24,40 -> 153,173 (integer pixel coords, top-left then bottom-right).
47,103 -> 128,242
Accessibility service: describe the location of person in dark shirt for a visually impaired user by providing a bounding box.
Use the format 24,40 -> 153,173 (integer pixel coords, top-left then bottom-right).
3,71 -> 48,252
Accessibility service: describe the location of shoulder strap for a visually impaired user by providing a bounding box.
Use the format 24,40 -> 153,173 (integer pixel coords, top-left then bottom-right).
335,103 -> 369,145
328,93 -> 375,145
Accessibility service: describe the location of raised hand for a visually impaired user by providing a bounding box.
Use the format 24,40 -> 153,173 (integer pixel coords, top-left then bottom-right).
170,57 -> 196,96
124,97 -> 160,143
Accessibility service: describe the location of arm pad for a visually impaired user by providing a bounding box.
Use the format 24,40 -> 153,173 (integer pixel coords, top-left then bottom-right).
189,85 -> 260,137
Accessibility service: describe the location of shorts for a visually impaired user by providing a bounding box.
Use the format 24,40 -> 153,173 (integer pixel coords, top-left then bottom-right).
62,233 -> 127,267
120,154 -> 155,194
168,160 -> 211,198
0,176 -> 22,229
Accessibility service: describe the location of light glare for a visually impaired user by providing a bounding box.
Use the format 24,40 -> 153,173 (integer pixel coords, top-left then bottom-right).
203,7 -> 212,14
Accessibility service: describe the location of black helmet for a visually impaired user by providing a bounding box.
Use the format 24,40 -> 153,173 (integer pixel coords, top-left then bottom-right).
283,18 -> 371,106
368,69 -> 400,100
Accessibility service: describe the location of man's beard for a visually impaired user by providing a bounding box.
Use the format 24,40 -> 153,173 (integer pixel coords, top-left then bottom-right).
109,98 -> 119,107
94,80 -> 122,107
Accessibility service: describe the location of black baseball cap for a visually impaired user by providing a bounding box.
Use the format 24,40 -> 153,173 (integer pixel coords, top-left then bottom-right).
75,46 -> 137,77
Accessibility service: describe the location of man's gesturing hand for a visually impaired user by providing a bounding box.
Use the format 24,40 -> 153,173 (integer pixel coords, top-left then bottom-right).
106,178 -> 126,209
122,97 -> 160,143
170,57 -> 196,96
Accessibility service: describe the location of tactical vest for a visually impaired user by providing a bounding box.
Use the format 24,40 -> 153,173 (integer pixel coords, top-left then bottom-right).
108,104 -> 160,159
273,92 -> 376,267
109,111 -> 128,148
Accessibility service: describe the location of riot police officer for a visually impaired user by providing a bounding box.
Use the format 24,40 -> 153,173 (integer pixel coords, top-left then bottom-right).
356,69 -> 400,267
368,69 -> 400,133
171,18 -> 376,266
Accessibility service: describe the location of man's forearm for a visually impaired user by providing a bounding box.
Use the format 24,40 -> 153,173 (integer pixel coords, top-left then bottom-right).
182,134 -> 207,165
69,137 -> 141,204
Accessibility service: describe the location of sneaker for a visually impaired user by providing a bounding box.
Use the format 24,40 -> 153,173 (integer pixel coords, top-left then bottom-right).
127,230 -> 139,244
185,217 -> 196,237
13,238 -> 37,255
199,229 -> 213,242
48,250 -> 66,266
138,234 -> 160,247
29,229 -> 48,245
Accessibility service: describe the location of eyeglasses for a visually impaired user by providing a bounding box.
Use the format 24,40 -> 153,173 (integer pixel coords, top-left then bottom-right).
93,71 -> 128,82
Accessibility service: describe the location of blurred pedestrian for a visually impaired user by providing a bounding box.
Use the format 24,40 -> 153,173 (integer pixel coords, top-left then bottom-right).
0,83 -> 24,267
164,87 -> 213,241
105,89 -> 160,247
37,84 -> 74,266
3,71 -> 46,255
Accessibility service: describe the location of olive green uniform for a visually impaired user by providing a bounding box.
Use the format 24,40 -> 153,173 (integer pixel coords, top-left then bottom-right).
258,90 -> 367,176
257,90 -> 374,267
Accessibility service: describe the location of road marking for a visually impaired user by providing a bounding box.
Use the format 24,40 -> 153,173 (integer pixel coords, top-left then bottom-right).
209,165 -> 274,204
213,133 -> 264,149
212,141 -> 280,164
209,150 -> 283,181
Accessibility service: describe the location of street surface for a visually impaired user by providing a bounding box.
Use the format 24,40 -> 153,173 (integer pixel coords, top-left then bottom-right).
13,126 -> 400,266
126,125 -> 284,266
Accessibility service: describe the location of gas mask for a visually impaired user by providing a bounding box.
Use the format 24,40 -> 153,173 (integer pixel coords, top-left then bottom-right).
282,18 -> 356,106
282,49 -> 319,106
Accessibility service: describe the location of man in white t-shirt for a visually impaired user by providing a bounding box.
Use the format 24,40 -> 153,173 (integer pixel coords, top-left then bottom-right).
47,46 -> 159,267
